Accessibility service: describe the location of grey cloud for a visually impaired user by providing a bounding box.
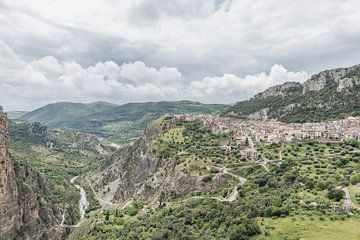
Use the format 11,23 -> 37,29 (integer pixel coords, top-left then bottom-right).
0,42 -> 309,110
0,0 -> 360,109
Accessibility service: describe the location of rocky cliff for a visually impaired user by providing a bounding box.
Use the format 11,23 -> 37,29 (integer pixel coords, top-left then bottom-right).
0,107 -> 65,240
254,82 -> 302,99
89,121 -> 232,204
224,64 -> 360,123
303,64 -> 360,93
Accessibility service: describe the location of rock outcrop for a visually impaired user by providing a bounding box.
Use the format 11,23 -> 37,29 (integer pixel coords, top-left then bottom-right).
224,64 -> 360,123
303,64 -> 360,93
254,82 -> 302,99
0,107 -> 64,240
90,122 -> 231,204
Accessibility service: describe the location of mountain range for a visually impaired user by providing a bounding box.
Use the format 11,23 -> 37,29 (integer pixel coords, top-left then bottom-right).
1,63 -> 360,239
20,101 -> 228,145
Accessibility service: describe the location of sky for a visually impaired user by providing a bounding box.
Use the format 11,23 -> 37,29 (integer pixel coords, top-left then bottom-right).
1,0 -> 360,111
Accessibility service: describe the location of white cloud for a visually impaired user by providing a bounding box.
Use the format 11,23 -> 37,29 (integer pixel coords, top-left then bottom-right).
119,61 -> 182,85
1,0 -> 360,80
0,42 -> 310,110
0,42 -> 183,110
1,1 -> 359,109
188,64 -> 309,101
31,56 -> 64,77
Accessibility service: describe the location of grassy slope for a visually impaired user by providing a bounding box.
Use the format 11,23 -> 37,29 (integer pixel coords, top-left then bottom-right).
349,185 -> 360,205
253,217 -> 360,240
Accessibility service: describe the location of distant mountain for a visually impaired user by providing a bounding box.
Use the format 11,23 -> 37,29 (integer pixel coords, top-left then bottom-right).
224,64 -> 360,122
7,111 -> 27,119
21,100 -> 228,144
21,101 -> 118,127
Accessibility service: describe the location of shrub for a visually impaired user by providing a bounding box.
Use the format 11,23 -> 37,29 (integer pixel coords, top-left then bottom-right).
327,188 -> 345,202
350,174 -> 360,185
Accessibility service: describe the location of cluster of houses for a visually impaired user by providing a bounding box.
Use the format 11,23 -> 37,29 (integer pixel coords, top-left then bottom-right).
176,114 -> 360,144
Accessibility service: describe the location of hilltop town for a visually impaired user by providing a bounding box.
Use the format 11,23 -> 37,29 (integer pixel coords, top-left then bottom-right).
178,114 -> 360,144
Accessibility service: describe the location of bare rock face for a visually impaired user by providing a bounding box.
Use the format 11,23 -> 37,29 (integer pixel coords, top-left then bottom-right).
302,74 -> 327,93
0,107 -> 64,240
248,108 -> 269,121
254,82 -> 302,99
90,123 -> 232,204
337,78 -> 354,92
303,64 -> 360,93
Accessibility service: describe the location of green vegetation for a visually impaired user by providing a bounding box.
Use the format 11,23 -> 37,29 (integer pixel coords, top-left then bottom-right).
69,198 -> 260,240
9,121 -> 106,224
349,185 -> 360,205
224,76 -> 360,123
20,100 -> 228,145
253,217 -> 360,240
70,118 -> 360,239
152,119 -> 246,177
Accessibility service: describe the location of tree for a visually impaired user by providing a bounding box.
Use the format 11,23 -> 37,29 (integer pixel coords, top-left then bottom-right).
104,210 -> 110,221
327,188 -> 344,202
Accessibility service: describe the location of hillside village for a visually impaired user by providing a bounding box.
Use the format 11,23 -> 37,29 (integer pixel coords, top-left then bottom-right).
178,114 -> 360,144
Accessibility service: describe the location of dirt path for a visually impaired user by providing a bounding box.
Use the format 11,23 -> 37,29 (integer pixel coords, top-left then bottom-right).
60,208 -> 84,228
223,168 -> 247,185
204,165 -> 247,202
343,187 -> 360,211
86,177 -> 119,208
257,146 -> 283,172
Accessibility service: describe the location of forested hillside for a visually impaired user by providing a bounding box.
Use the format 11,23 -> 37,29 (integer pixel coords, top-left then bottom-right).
224,64 -> 360,122
21,101 -> 228,144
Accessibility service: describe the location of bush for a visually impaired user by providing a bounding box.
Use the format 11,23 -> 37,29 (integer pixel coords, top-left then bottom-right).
327,188 -> 345,202
350,174 -> 360,185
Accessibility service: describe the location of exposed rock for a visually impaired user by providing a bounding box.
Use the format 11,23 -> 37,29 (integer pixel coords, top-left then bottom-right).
248,108 -> 269,121
225,64 -> 360,123
90,122 -> 233,204
0,107 -> 65,240
254,82 -> 302,99
337,78 -> 354,92
303,64 -> 360,93
302,74 -> 327,93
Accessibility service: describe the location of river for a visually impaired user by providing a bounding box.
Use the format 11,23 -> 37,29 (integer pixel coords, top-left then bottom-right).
70,176 -> 89,220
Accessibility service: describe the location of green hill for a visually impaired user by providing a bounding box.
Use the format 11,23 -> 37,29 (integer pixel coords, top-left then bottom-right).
224,64 -> 360,123
21,100 -> 228,144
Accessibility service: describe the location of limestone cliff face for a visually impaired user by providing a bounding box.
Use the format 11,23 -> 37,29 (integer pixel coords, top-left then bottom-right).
225,64 -> 360,122
303,64 -> 360,93
254,82 -> 302,100
0,107 -> 64,240
251,65 -> 360,99
90,123 -> 230,204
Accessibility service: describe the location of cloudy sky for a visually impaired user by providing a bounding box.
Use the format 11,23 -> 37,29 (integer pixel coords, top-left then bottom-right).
1,0 -> 360,110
